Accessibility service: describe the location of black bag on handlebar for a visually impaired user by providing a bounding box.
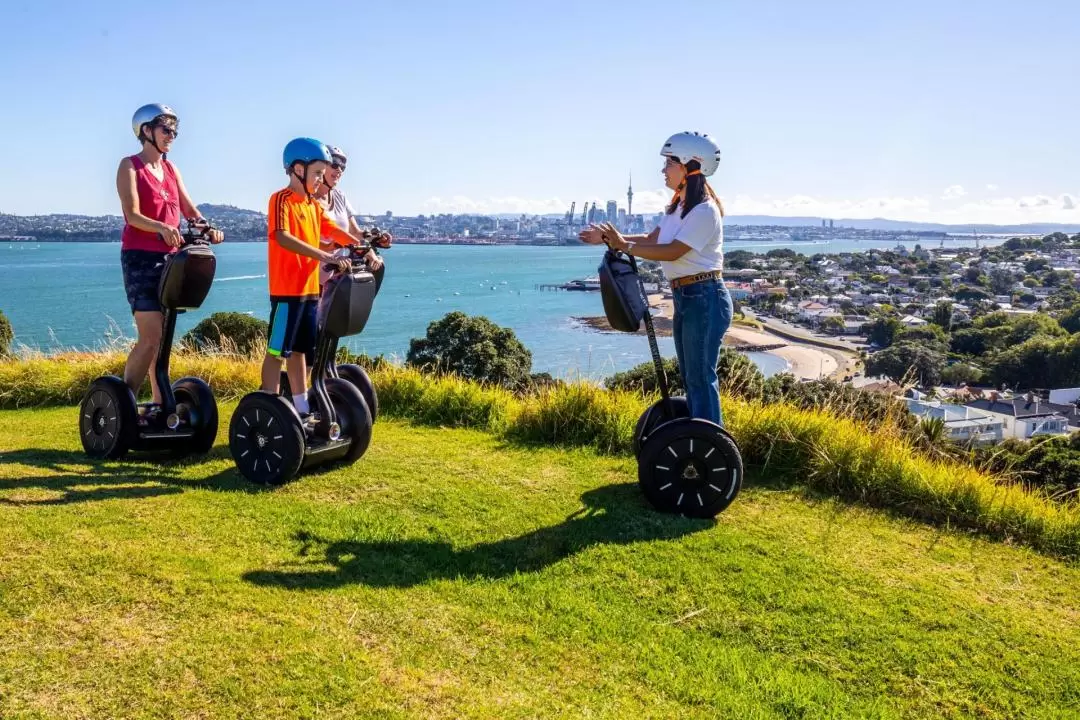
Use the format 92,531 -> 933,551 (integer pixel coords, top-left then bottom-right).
598,249 -> 647,333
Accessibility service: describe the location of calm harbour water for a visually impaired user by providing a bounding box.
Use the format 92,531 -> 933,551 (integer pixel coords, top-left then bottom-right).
0,236 -> 1000,378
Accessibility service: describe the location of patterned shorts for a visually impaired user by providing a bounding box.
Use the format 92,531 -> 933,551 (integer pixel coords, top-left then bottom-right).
121,250 -> 167,313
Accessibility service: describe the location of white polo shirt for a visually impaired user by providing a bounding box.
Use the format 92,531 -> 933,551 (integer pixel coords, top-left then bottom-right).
655,200 -> 724,280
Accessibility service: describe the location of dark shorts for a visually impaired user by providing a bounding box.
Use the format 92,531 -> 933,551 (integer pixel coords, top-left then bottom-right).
121,249 -> 167,313
267,298 -> 317,359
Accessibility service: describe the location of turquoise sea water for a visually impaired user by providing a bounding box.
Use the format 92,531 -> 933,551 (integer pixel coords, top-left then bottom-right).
0,242 -> 791,379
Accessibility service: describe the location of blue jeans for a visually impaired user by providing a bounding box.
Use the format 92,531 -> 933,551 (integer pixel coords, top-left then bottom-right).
671,279 -> 734,426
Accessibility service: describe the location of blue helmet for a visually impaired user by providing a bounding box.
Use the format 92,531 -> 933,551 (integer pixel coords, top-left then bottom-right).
283,137 -> 331,170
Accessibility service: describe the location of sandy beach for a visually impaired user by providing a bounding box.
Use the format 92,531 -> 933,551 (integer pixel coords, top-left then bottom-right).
576,294 -> 856,381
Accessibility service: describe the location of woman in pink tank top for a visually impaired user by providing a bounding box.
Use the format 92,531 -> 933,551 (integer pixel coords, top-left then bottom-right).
116,103 -> 224,414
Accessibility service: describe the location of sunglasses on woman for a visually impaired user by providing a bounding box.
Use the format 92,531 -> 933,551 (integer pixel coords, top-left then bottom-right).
156,125 -> 178,138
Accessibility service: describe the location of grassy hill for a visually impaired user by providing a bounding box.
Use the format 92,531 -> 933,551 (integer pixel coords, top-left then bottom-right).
1,403 -> 1078,719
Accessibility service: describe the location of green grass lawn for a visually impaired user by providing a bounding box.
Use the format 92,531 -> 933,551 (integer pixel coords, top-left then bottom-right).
1,405 -> 1078,719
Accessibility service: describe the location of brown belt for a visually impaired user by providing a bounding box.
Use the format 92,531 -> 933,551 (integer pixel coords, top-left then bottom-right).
671,270 -> 724,289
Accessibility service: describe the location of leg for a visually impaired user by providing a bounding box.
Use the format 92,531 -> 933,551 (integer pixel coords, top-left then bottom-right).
120,250 -> 166,404
261,299 -> 291,393
286,353 -> 308,398
700,284 -> 733,425
261,353 -> 284,393
677,281 -> 730,425
671,287 -> 689,409
125,311 -> 164,403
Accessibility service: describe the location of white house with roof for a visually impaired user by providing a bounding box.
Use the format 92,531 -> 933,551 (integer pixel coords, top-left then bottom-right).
906,400 -> 1003,445
963,395 -> 1074,440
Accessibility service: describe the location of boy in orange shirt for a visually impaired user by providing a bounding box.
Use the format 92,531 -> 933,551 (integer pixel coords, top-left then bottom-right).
262,137 -> 355,416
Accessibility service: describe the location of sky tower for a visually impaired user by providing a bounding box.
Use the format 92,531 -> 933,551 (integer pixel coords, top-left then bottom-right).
627,172 -> 634,217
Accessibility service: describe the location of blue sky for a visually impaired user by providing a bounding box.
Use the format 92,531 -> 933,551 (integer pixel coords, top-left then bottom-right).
1,0 -> 1076,224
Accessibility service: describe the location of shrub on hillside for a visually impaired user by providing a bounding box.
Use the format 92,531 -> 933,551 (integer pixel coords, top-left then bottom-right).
604,348 -> 764,399
0,309 -> 13,357
407,311 -> 533,390
182,312 -> 268,355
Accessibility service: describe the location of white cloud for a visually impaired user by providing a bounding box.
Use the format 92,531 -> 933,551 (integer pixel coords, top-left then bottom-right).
942,185 -> 967,200
1063,194 -> 1076,210
986,184 -> 1000,191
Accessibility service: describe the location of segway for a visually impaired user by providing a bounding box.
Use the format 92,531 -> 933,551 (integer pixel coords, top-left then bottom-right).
597,246 -> 744,518
280,228 -> 389,423
79,219 -> 219,459
229,243 -> 378,485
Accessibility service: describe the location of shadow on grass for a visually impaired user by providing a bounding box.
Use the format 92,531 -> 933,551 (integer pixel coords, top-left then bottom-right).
0,446 -> 258,505
244,482 -> 715,589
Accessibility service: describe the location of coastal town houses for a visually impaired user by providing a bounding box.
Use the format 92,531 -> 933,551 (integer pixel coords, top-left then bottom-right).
905,399 -> 1004,446
959,392 -> 1079,440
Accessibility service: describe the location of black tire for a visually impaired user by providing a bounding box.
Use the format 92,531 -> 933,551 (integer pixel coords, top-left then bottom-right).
229,392 -> 304,485
335,363 -> 378,423
632,396 -> 690,457
173,377 -> 218,454
322,377 -> 373,463
637,418 -> 743,519
79,376 -> 138,460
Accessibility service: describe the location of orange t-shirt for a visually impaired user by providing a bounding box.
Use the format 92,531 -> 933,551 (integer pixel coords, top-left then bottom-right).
266,188 -> 342,299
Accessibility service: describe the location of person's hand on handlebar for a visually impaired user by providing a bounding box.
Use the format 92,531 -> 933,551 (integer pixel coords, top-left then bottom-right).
372,231 -> 392,249
578,225 -> 605,245
321,250 -> 351,273
159,224 -> 184,248
364,249 -> 384,272
598,223 -> 630,252
207,228 -> 224,244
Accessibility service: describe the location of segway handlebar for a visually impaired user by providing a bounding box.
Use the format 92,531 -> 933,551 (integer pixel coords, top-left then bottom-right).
158,218 -> 218,246
322,226 -> 391,274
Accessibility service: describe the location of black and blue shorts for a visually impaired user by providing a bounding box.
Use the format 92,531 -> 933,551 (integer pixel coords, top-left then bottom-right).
267,297 -> 318,359
121,250 -> 167,313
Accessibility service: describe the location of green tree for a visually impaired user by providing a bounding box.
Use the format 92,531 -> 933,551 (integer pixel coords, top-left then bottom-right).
182,312 -> 268,354
865,341 -> 946,387
407,311 -> 533,389
1025,258 -> 1050,274
954,286 -> 992,303
0,309 -> 13,357
915,280 -> 931,294
930,301 -> 954,329
724,249 -> 755,269
820,315 -> 846,334
896,323 -> 948,351
765,248 -> 798,260
862,316 -> 902,348
870,274 -> 887,284
1059,304 -> 1080,334
989,267 -> 1016,295
940,362 -> 984,387
964,267 -> 984,284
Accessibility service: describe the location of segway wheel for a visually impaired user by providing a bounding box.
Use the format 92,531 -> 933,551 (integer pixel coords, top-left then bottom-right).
637,419 -> 744,519
79,376 -> 138,460
173,377 -> 218,454
229,392 -> 304,485
335,363 -> 378,423
632,396 -> 689,457
320,377 -> 373,463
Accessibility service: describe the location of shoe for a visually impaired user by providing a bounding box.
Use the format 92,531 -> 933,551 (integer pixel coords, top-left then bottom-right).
137,404 -> 163,428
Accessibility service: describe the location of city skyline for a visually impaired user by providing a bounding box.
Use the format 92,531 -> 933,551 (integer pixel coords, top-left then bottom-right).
0,0 -> 1076,226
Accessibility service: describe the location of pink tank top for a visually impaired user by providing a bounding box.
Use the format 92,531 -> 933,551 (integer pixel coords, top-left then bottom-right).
121,155 -> 181,252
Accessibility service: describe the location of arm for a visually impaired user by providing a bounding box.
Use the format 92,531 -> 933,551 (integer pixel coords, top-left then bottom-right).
173,165 -> 224,243
116,158 -> 171,235
320,214 -> 358,247
623,240 -> 692,262
273,229 -> 337,262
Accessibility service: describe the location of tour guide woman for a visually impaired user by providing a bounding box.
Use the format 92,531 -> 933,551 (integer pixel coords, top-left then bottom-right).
116,103 -> 223,422
580,131 -> 732,426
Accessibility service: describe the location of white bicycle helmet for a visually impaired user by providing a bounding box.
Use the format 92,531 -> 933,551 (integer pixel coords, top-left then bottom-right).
660,131 -> 721,177
132,103 -> 177,141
